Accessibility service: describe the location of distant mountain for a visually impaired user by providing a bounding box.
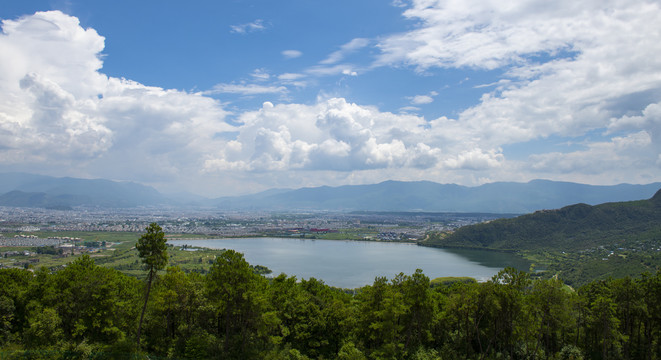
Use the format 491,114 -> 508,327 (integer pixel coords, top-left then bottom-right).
422,188 -> 661,251
0,190 -> 78,210
0,173 -> 168,208
2,173 -> 659,211
214,180 -> 661,213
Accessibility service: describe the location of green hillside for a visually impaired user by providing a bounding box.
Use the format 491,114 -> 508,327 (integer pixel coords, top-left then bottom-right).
424,188 -> 661,251
422,189 -> 661,285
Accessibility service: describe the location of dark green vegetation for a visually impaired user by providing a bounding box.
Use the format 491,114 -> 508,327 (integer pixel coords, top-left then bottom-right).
423,189 -> 661,286
136,223 -> 169,349
1,256 -> 660,359
424,189 -> 661,251
429,276 -> 477,287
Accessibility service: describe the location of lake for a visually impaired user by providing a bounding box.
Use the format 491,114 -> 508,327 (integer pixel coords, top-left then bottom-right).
170,237 -> 530,289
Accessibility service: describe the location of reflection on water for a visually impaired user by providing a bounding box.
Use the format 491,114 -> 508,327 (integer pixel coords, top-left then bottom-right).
442,247 -> 531,270
170,238 -> 529,289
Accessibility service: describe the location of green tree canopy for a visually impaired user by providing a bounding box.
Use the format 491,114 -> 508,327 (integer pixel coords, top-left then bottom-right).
136,222 -> 168,349
136,222 -> 168,273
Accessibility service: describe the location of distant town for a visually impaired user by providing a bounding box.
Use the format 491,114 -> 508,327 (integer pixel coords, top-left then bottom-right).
0,206 -> 511,241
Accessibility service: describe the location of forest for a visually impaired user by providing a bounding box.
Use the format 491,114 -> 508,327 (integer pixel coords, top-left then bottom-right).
423,190 -> 661,286
1,247 -> 661,360
424,189 -> 661,253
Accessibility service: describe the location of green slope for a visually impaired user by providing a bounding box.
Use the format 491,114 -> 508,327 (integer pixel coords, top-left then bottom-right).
423,188 -> 661,251
421,189 -> 661,285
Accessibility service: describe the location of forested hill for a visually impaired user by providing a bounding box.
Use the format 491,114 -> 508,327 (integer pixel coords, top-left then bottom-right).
422,188 -> 661,251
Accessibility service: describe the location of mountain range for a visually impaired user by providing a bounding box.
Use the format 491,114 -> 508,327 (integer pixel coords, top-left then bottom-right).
0,172 -> 660,213
0,173 -> 166,209
214,179 -> 661,213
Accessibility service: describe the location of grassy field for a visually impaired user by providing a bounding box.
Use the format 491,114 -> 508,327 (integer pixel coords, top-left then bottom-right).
94,245 -> 239,278
0,231 -> 268,278
313,229 -> 378,240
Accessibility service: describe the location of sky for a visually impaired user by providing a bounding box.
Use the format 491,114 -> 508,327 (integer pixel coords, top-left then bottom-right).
1,0 -> 661,197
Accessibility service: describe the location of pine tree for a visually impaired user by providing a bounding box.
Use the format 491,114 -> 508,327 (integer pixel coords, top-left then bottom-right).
136,223 -> 168,349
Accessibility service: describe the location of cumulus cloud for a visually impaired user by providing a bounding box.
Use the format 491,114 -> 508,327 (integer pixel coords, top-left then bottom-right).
379,0 -> 661,137
0,11 -> 233,185
3,4 -> 661,196
203,98 -> 448,173
1,11 -> 453,193
0,11 -> 110,165
608,101 -> 661,144
409,91 -> 438,105
411,96 -> 432,105
15,73 -> 112,159
373,0 -> 661,182
444,148 -> 504,171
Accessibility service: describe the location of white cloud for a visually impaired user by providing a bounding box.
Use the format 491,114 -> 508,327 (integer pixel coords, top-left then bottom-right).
410,95 -> 433,105
0,11 -> 107,98
203,98 -> 446,172
2,6 -> 661,196
282,49 -> 302,59
250,68 -> 270,81
443,148 -> 504,170
377,0 -> 584,71
398,106 -> 421,113
0,11 -> 234,187
0,11 -> 111,165
408,90 -> 439,105
230,19 -> 266,34
277,73 -> 307,88
278,73 -> 305,81
391,0 -> 410,8
608,101 -> 661,144
528,131 -> 654,176
306,64 -> 360,77
206,83 -> 288,95
320,38 -> 370,65
373,0 -> 661,179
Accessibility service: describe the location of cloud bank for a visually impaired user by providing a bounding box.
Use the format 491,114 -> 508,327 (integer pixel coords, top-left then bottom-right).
376,0 -> 661,184
1,1 -> 661,195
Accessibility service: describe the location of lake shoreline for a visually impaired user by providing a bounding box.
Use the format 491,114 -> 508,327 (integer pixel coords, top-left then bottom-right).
170,237 -> 529,288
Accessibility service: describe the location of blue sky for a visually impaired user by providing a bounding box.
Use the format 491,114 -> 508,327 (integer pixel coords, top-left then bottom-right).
1,0 -> 660,196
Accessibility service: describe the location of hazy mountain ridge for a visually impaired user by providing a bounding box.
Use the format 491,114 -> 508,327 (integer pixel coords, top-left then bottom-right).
1,172 -> 660,211
214,179 -> 661,213
0,173 -> 168,208
422,188 -> 661,251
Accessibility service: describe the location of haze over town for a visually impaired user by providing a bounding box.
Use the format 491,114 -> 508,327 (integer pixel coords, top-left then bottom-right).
1,0 -> 661,197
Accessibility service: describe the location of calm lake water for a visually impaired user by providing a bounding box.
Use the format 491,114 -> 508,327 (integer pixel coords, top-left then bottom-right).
170,237 -> 530,289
